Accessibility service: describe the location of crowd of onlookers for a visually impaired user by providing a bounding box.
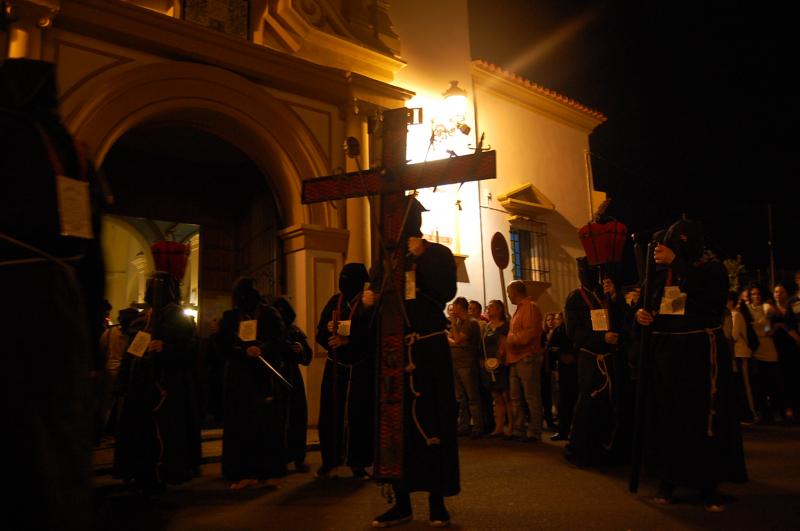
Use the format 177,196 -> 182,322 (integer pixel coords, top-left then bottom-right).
725,278 -> 800,425
446,272 -> 800,446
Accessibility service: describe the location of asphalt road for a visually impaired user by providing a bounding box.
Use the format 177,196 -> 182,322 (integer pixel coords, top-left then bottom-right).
93,424 -> 800,531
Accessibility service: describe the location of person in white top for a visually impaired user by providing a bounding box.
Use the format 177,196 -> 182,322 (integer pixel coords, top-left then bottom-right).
727,293 -> 756,423
747,285 -> 783,422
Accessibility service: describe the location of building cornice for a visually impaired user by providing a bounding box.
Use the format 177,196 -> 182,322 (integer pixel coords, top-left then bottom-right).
55,0 -> 412,108
471,60 -> 607,134
279,224 -> 350,255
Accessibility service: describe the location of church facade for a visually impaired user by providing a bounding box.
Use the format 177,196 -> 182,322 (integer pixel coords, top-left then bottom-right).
4,0 -> 605,425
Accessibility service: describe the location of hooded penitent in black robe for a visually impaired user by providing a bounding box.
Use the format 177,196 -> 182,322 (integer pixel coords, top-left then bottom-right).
641,220 -> 747,489
398,240 -> 459,496
273,297 -> 313,468
1,59 -> 105,531
316,263 -> 375,472
564,258 -> 628,467
114,276 -> 201,489
218,279 -> 289,481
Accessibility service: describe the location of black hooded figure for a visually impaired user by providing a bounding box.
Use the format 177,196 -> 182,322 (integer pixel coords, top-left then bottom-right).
217,278 -> 290,488
273,296 -> 313,471
371,196 -> 459,528
315,262 -> 375,477
563,257 -> 627,467
114,272 -> 201,491
1,59 -> 105,531
635,218 -> 747,509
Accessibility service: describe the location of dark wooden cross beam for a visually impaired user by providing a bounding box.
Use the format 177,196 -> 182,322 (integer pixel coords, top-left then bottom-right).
302,107 -> 496,481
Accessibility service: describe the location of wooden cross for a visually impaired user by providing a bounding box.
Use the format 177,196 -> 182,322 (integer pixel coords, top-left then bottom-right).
302,107 -> 496,480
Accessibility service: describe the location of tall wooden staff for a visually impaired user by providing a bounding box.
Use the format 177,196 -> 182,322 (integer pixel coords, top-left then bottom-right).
629,238 -> 657,493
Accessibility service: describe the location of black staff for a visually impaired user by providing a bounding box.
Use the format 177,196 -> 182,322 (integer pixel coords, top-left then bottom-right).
629,240 -> 657,493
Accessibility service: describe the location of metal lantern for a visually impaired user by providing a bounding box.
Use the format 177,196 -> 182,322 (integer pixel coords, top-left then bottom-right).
151,240 -> 190,280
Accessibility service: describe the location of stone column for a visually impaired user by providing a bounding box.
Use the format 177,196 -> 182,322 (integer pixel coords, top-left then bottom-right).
279,223 -> 349,427
344,102 -> 371,265
3,1 -> 60,59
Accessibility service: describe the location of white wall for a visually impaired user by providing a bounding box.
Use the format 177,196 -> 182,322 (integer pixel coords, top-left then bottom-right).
474,84 -> 595,313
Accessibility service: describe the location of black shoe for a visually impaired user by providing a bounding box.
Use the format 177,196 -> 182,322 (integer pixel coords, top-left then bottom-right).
654,481 -> 675,505
429,506 -> 450,527
315,465 -> 337,479
372,504 -> 412,528
550,433 -> 569,441
703,494 -> 726,513
351,466 -> 370,479
294,460 -> 310,473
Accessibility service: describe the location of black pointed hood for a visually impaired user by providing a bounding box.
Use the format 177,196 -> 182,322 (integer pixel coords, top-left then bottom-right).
665,218 -> 704,263
339,263 -> 369,300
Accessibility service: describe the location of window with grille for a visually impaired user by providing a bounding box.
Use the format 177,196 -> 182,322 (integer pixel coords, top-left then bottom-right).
510,218 -> 549,282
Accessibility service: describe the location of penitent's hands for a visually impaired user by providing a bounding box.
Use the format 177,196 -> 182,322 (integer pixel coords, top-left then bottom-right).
362,290 -> 377,308
636,309 -> 654,326
408,237 -> 425,256
654,244 -> 675,265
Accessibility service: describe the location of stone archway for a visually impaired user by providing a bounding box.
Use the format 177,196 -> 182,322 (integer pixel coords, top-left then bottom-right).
61,60 -> 336,229
60,61 -> 353,426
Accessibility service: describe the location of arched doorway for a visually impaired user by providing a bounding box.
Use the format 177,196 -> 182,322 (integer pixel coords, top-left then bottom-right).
62,61 -> 350,426
102,123 -> 281,331
61,60 -> 340,324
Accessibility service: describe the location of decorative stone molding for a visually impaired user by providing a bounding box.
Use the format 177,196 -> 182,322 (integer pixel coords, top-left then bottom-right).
279,223 -> 349,255
4,0 -> 60,28
524,280 -> 551,302
497,183 -> 556,217
264,0 -> 405,82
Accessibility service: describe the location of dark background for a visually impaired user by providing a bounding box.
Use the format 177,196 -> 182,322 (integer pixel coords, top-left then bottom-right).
468,0 -> 797,285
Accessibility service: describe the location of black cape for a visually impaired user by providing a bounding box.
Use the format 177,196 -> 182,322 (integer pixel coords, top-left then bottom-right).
218,305 -> 289,481
399,242 -> 459,496
316,292 -> 375,469
114,304 -> 201,487
284,323 -> 313,465
564,287 -> 628,466
642,257 -> 747,487
2,59 -> 105,531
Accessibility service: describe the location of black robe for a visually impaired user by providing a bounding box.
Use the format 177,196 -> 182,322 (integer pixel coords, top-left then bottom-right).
2,59 -> 105,529
564,287 -> 627,466
284,324 -> 313,465
642,258 -> 747,487
316,292 -> 375,469
218,305 -> 289,481
114,304 -> 201,488
399,242 -> 459,496
549,324 -> 576,438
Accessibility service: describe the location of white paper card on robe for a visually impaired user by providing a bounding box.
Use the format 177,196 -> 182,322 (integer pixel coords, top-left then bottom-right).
659,286 -> 687,315
239,320 -> 257,342
127,331 -> 152,358
56,175 -> 94,239
590,309 -> 610,331
337,320 -> 351,336
405,270 -> 416,300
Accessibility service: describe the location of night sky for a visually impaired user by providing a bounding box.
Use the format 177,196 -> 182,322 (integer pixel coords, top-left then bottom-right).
468,0 -> 797,283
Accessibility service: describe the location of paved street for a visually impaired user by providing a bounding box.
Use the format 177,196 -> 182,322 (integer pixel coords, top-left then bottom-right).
93,424 -> 800,530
